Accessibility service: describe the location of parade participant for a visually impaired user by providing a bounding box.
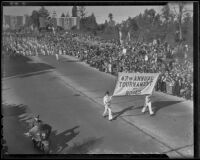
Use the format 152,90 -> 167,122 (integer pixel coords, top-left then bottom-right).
103,91 -> 113,121
24,115 -> 42,137
141,94 -> 154,116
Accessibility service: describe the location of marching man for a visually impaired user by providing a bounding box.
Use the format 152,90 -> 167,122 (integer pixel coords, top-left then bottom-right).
103,91 -> 113,121
141,94 -> 154,116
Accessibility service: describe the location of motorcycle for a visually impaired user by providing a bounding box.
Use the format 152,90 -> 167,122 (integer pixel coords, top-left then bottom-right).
25,115 -> 52,154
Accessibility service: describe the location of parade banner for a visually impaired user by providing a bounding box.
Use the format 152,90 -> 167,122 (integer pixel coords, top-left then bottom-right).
113,72 -> 160,96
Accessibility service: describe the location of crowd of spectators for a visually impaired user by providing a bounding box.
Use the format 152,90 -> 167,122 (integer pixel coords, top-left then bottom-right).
3,30 -> 193,100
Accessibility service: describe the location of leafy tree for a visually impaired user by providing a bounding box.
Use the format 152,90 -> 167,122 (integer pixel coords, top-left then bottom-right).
38,6 -> 49,18
143,9 -> 156,25
25,15 -> 33,27
183,12 -> 192,25
97,23 -> 106,32
80,13 -> 98,33
78,6 -> 87,19
128,18 -> 139,31
72,6 -> 78,17
104,20 -> 108,27
61,13 -> 65,17
66,12 -> 70,17
161,4 -> 174,23
108,13 -> 113,22
31,10 -> 39,29
182,12 -> 193,45
172,2 -> 193,43
87,13 -> 98,30
147,9 -> 156,24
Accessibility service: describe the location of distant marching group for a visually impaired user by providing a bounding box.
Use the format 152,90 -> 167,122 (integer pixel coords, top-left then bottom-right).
3,35 -> 57,57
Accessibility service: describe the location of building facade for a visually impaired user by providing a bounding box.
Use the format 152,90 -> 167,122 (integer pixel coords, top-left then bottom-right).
3,15 -> 25,30
3,14 -> 80,30
56,17 -> 80,30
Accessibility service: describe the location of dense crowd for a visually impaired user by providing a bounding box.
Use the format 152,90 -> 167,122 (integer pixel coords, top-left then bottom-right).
3,30 -> 193,100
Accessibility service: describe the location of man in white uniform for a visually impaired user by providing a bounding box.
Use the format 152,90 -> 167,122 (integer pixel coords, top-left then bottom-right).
141,94 -> 154,116
103,91 -> 113,120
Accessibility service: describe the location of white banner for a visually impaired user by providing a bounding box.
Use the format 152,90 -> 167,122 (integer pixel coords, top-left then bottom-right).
113,72 -> 160,96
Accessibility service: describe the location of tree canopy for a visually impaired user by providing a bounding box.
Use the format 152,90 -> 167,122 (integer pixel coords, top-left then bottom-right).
72,6 -> 78,17
38,6 -> 49,18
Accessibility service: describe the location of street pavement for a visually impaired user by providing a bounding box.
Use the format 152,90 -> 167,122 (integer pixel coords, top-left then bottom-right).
2,54 -> 193,157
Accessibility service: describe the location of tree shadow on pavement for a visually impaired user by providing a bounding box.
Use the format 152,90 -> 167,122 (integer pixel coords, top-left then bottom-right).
152,101 -> 183,114
120,113 -> 145,117
60,59 -> 79,63
3,55 -> 55,78
18,70 -> 53,78
50,126 -> 80,154
2,103 -> 41,154
65,137 -> 103,154
2,103 -> 28,117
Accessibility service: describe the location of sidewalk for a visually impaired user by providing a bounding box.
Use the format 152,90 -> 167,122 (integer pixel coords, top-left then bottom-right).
39,54 -> 193,158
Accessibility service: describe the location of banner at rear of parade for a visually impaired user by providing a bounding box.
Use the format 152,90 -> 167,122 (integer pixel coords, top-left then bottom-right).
113,72 -> 160,96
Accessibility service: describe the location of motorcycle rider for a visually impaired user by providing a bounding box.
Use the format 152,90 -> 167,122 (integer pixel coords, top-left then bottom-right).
24,115 -> 43,137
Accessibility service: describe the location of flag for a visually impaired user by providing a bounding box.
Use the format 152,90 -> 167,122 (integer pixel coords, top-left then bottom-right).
119,30 -> 122,45
52,27 -> 55,35
128,31 -> 131,41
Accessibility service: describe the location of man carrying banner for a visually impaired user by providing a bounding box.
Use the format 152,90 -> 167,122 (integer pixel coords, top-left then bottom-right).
141,94 -> 154,116
103,91 -> 113,121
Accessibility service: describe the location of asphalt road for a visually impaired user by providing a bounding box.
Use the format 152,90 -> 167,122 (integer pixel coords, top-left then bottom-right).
2,54 -> 193,157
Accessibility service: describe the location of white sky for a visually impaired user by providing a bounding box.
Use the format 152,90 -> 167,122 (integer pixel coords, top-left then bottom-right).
3,3 -> 193,24
3,6 -> 163,24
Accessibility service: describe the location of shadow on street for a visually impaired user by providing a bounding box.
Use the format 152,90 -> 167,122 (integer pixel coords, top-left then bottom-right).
112,105 -> 138,120
65,137 -> 103,154
111,100 -> 182,119
2,103 -> 28,117
3,55 -> 55,78
2,103 -> 40,154
50,126 -> 80,154
152,100 -> 183,113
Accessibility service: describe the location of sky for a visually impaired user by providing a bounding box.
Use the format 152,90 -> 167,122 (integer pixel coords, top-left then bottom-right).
3,3 -> 193,24
3,6 -> 163,24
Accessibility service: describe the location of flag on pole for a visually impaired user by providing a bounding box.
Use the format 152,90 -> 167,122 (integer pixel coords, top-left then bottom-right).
52,27 -> 55,35
119,30 -> 122,45
122,48 -> 127,55
128,31 -> 131,41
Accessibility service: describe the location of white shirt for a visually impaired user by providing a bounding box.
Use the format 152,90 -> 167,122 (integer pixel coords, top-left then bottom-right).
103,95 -> 112,106
145,95 -> 151,104
145,55 -> 148,61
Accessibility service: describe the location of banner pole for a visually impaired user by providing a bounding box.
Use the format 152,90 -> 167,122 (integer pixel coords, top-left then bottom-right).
112,72 -> 119,96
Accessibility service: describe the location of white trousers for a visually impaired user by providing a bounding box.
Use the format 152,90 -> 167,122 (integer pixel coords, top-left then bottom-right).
142,102 -> 154,115
55,54 -> 59,60
103,105 -> 113,120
